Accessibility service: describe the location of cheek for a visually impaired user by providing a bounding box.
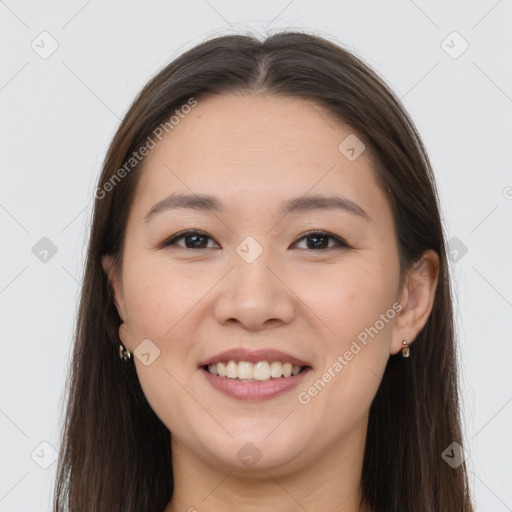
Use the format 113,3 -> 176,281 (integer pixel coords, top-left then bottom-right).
297,264 -> 396,405
121,256 -> 202,427
122,254 -> 215,338
299,261 -> 397,339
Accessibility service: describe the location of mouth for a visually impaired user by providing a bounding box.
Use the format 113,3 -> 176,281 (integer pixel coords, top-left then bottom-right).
202,361 -> 312,383
197,348 -> 313,400
200,362 -> 312,401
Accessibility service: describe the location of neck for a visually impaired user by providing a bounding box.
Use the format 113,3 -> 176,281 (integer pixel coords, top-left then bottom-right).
164,417 -> 372,512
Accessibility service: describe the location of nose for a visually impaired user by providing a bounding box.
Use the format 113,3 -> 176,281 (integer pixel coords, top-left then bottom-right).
213,244 -> 296,331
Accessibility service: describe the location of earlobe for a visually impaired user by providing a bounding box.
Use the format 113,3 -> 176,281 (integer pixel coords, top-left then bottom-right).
391,250 -> 440,355
118,323 -> 133,352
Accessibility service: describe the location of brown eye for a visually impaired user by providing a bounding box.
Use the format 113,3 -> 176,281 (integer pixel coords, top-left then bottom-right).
294,231 -> 350,250
160,230 -> 350,251
163,231 -> 219,249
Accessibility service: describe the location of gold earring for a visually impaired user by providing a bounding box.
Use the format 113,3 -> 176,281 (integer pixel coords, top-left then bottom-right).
401,339 -> 410,358
119,343 -> 131,361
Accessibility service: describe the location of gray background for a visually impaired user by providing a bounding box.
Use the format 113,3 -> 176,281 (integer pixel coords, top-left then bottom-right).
0,1 -> 511,510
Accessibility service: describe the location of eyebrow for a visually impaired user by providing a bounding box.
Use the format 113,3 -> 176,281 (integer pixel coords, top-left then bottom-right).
143,192 -> 371,223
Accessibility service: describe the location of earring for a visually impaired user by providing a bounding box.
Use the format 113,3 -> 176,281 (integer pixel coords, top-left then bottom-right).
119,343 -> 131,361
401,339 -> 410,358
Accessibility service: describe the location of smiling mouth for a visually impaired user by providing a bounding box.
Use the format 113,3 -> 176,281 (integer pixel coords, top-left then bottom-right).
202,361 -> 311,382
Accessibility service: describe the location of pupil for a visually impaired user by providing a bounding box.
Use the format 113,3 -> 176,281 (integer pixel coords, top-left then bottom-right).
308,234 -> 328,249
186,235 -> 206,249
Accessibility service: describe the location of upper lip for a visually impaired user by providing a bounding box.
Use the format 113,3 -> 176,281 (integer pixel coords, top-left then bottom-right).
198,348 -> 312,368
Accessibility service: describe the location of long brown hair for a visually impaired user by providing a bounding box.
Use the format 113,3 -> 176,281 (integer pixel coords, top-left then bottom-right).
53,31 -> 474,511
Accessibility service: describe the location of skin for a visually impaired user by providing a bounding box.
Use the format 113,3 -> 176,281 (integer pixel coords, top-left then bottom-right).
102,94 -> 439,512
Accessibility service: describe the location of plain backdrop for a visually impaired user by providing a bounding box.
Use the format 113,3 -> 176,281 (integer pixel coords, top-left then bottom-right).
0,1 -> 511,511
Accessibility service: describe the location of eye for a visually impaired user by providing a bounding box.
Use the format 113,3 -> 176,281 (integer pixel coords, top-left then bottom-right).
159,230 -> 350,251
162,230 -> 219,249
293,230 -> 350,250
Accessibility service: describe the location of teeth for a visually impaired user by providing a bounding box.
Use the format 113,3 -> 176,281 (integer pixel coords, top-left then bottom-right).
237,361 -> 253,380
270,361 -> 283,378
206,360 -> 304,381
226,360 -> 238,378
217,362 -> 227,377
253,361 -> 270,380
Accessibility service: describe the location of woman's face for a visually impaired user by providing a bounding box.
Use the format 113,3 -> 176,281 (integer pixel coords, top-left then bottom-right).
104,94 -> 412,474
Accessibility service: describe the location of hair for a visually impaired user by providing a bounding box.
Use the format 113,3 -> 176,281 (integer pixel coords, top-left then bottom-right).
53,30 -> 474,511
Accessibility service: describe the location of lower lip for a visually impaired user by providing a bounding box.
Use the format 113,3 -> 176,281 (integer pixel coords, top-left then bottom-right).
201,367 -> 312,401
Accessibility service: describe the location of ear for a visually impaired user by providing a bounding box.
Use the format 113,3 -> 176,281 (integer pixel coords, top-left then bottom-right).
101,255 -> 126,319
390,249 -> 440,355
101,255 -> 133,350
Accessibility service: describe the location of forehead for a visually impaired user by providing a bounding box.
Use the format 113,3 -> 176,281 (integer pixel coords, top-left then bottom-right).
130,94 -> 386,221
156,93 -> 353,160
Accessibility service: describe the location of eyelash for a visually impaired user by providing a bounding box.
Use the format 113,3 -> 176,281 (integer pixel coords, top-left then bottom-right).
160,230 -> 351,251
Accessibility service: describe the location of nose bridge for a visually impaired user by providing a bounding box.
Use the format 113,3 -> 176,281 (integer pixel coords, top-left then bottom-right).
213,235 -> 295,329
235,237 -> 275,291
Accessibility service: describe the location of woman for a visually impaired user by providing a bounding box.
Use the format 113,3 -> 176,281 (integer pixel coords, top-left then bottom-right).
53,31 -> 474,511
